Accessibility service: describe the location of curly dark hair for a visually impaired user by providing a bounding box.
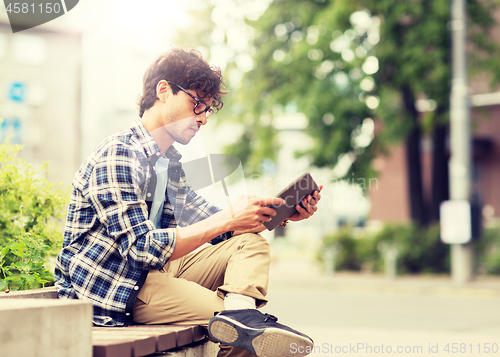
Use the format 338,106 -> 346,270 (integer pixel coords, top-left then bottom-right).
138,48 -> 226,118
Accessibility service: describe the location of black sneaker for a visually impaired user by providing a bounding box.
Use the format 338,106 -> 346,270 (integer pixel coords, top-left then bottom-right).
208,309 -> 314,357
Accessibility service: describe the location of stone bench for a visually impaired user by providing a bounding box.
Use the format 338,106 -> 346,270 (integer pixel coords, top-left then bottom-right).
0,287 -> 218,357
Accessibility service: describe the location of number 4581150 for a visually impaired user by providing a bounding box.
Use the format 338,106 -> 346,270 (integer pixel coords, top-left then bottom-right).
6,3 -> 62,14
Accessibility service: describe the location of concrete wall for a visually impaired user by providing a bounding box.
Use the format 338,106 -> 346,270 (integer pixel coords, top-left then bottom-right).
0,299 -> 92,357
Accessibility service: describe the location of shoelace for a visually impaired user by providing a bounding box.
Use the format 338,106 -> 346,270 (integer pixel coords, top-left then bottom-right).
263,313 -> 278,322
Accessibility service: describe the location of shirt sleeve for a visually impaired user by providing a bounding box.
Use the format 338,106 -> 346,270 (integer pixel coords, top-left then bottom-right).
82,142 -> 176,270
177,175 -> 233,245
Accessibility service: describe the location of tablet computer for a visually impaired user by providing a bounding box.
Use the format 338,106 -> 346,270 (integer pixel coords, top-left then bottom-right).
263,172 -> 320,231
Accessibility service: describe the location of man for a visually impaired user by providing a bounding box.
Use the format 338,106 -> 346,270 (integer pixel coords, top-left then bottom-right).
55,48 -> 322,357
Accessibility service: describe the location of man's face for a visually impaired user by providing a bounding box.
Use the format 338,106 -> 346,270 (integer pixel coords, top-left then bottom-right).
162,87 -> 211,145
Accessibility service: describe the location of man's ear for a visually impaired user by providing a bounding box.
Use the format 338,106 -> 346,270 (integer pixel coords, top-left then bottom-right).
156,80 -> 171,102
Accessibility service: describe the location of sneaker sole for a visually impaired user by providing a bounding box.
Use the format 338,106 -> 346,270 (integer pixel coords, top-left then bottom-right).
208,315 -> 313,357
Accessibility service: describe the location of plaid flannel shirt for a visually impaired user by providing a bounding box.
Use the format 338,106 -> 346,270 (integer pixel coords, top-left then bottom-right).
54,120 -> 233,326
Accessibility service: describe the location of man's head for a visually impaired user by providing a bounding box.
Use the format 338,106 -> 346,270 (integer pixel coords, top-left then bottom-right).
138,48 -> 226,118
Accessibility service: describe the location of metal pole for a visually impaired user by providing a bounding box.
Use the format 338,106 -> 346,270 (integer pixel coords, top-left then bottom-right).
449,0 -> 473,284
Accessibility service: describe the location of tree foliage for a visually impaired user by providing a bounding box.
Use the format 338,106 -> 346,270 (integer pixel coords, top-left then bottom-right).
181,0 -> 500,176
228,0 -> 500,178
175,0 -> 500,224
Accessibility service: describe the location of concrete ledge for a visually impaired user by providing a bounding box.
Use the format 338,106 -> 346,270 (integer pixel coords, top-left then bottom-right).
0,299 -> 93,357
0,287 -> 218,357
0,286 -> 58,299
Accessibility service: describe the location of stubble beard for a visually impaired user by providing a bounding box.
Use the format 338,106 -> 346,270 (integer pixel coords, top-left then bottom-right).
165,116 -> 196,145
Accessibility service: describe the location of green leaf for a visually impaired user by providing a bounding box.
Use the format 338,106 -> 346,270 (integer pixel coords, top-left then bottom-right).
36,277 -> 50,285
12,250 -> 26,258
10,242 -> 25,251
0,246 -> 9,256
23,274 -> 36,282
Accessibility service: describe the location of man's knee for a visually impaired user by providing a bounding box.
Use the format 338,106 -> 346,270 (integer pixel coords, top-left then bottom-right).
235,233 -> 270,252
254,233 -> 270,252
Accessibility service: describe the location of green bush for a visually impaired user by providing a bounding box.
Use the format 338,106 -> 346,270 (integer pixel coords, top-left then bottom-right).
322,227 -> 362,271
476,225 -> 500,275
370,223 -> 450,274
0,143 -> 68,291
320,223 -> 450,275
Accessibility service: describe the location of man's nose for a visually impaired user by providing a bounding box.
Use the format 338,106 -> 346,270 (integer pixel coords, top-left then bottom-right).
196,113 -> 208,126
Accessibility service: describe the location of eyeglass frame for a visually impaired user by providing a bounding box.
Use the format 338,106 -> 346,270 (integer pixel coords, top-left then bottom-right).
166,81 -> 214,118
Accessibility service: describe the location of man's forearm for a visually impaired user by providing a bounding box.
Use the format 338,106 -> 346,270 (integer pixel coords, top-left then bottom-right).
169,210 -> 233,261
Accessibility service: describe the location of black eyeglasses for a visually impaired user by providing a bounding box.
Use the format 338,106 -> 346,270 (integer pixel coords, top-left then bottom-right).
167,81 -> 214,118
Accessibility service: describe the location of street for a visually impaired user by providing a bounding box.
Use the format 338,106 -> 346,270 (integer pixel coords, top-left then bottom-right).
261,260 -> 500,356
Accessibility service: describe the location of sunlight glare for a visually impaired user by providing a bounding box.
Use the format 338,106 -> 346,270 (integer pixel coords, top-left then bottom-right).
110,0 -> 193,52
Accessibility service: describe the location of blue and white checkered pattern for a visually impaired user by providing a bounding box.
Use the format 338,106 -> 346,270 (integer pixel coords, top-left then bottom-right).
54,120 -> 233,326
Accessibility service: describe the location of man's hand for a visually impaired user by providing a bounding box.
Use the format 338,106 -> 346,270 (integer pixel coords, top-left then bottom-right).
288,185 -> 323,222
230,196 -> 284,236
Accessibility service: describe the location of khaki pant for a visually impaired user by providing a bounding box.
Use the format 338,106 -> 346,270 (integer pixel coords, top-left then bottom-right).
133,233 -> 271,357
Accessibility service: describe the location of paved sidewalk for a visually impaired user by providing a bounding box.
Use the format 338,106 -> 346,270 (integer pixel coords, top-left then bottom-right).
262,259 -> 500,357
269,259 -> 500,299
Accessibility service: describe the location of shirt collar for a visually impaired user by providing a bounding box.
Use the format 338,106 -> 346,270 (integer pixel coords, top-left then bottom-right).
131,120 -> 182,162
164,145 -> 182,162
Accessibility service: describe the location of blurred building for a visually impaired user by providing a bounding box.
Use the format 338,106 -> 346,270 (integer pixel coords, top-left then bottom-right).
368,8 -> 500,225
0,17 -> 81,185
367,5 -> 500,227
368,95 -> 500,224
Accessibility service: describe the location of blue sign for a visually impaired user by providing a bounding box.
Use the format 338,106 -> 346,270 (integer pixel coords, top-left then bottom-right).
260,158 -> 277,175
0,118 -> 23,144
8,82 -> 26,102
